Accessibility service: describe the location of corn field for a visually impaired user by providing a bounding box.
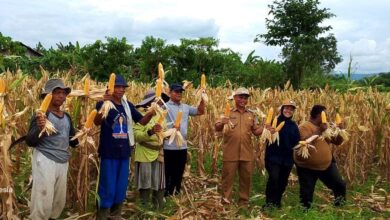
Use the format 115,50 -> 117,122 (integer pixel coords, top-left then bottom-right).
0,69 -> 389,219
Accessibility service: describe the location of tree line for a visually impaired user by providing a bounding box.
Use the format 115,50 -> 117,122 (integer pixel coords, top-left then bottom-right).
1,0 -> 389,91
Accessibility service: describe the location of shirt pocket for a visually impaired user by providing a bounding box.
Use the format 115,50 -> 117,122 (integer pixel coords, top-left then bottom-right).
244,115 -> 254,133
229,116 -> 239,129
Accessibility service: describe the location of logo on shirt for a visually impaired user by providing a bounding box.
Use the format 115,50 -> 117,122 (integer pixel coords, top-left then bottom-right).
112,113 -> 128,139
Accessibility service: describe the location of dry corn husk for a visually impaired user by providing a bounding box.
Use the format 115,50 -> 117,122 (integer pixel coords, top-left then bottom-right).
333,126 -> 350,144
1,68 -> 390,218
156,110 -> 168,144
69,88 -> 106,100
259,107 -> 274,144
294,135 -> 319,159
71,110 -> 97,146
99,101 -> 117,119
182,80 -> 192,90
163,128 -> 184,147
147,102 -> 165,118
195,87 -> 208,105
0,134 -> 19,220
260,128 -> 272,145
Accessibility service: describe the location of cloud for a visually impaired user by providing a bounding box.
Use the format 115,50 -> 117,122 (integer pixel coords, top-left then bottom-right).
335,38 -> 390,73
1,0 -> 389,73
0,0 -> 219,48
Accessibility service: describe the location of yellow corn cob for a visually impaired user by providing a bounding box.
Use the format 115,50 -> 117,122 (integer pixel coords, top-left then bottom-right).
272,116 -> 278,128
84,78 -> 90,96
321,111 -> 327,124
265,107 -> 274,125
156,79 -> 162,98
157,111 -> 167,125
299,140 -> 307,144
108,73 -> 116,95
40,93 -> 52,112
158,63 -> 164,80
175,111 -> 182,128
201,73 -> 206,89
335,113 -> 342,125
275,121 -> 285,132
224,102 -> 231,117
85,109 -> 97,129
0,78 -> 5,93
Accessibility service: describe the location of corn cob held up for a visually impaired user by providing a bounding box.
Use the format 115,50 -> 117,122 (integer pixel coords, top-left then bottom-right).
71,109 -> 98,145
99,73 -> 117,118
163,110 -> 184,147
38,93 -> 57,137
260,107 -> 274,144
271,117 -> 285,146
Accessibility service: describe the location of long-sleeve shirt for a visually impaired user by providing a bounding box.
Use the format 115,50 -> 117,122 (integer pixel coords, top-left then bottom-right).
163,100 -> 198,150
294,121 -> 343,170
217,108 -> 260,162
26,112 -> 78,163
265,115 -> 300,166
134,113 -> 162,162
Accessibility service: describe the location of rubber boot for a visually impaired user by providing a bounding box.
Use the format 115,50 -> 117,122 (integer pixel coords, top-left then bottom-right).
96,208 -> 110,220
109,203 -> 123,219
139,189 -> 150,207
152,190 -> 165,210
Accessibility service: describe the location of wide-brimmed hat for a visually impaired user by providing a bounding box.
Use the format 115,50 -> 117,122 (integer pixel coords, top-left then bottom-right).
41,78 -> 71,98
136,89 -> 170,108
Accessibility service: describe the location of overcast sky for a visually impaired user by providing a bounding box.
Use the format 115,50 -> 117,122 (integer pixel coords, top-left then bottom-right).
1,0 -> 389,74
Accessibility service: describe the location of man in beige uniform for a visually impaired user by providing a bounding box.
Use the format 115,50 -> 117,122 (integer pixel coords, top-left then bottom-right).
215,88 -> 265,206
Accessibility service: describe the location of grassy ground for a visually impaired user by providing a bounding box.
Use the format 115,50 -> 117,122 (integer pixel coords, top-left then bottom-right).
120,150 -> 390,219
12,147 -> 390,219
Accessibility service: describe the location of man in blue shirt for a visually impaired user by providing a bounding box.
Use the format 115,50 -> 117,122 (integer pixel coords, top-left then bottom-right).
94,74 -> 155,219
164,83 -> 205,196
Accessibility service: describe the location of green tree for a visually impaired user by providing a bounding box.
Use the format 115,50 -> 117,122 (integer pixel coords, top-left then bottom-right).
255,0 -> 342,88
134,36 -> 168,81
80,37 -> 134,80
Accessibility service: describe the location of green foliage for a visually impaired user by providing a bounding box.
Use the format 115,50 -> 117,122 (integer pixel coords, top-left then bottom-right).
134,36 -> 169,81
1,32 -> 288,88
1,32 -> 388,91
355,72 -> 390,91
256,0 -> 342,88
0,32 -> 26,56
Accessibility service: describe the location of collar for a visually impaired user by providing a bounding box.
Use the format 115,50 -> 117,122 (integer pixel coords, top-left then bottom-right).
167,100 -> 181,106
232,107 -> 250,113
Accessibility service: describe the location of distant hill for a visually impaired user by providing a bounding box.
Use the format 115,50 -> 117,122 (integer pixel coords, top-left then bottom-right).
333,73 -> 377,81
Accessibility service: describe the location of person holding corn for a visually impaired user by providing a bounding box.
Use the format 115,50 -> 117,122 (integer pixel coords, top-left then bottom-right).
94,74 -> 156,219
294,105 -> 346,209
215,87 -> 265,207
26,79 -> 78,220
263,99 -> 300,209
164,83 -> 205,196
133,89 -> 170,209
